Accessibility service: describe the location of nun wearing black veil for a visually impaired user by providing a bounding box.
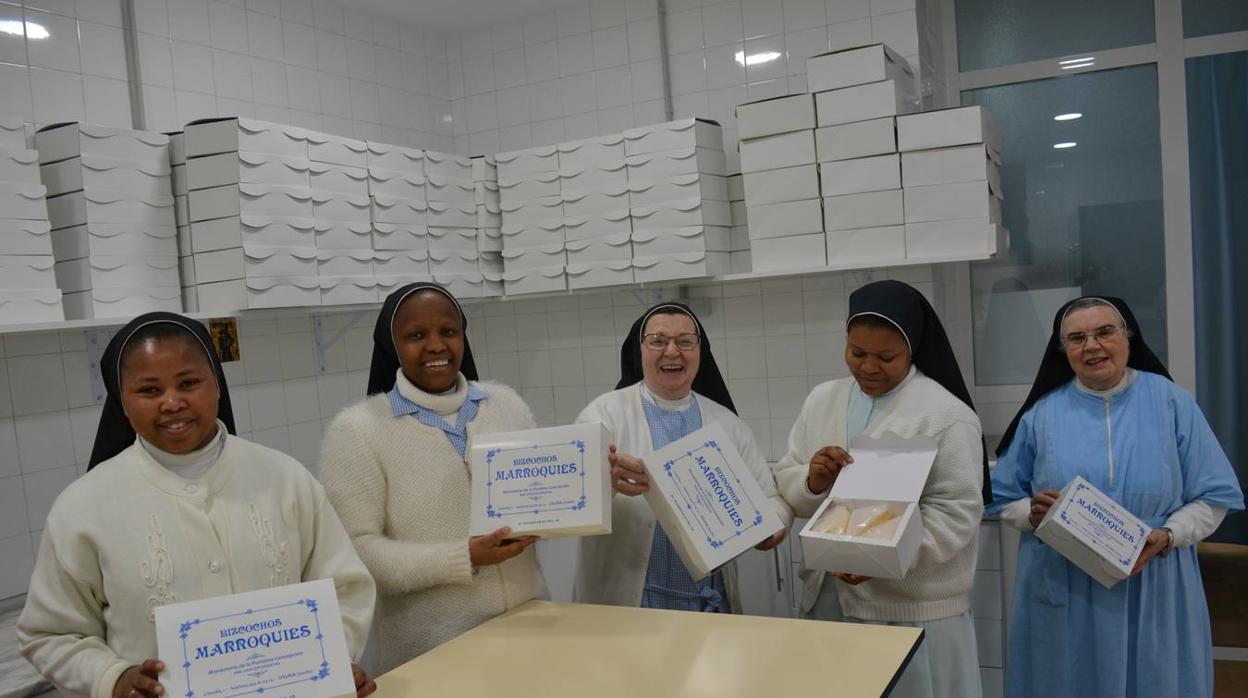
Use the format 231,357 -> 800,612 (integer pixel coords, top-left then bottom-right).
17,312 -> 377,698
318,282 -> 547,672
573,301 -> 793,612
772,280 -> 986,698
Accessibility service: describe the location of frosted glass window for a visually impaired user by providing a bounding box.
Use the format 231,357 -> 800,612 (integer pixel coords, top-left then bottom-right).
956,0 -> 1155,71
963,66 -> 1166,386
1183,0 -> 1248,38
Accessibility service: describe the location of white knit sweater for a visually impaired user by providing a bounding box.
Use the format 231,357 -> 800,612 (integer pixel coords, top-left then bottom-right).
773,371 -> 984,622
318,374 -> 546,673
18,434 -> 375,698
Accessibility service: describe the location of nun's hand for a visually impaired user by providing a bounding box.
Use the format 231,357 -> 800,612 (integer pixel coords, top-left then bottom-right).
1027,489 -> 1061,528
834,572 -> 871,586
352,664 -> 377,698
807,446 -> 853,495
754,528 -> 787,551
114,660 -> 165,698
609,444 -> 650,496
469,527 -> 539,567
1130,529 -> 1171,576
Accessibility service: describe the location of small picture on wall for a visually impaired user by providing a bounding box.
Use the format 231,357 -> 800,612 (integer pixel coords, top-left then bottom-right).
209,318 -> 240,363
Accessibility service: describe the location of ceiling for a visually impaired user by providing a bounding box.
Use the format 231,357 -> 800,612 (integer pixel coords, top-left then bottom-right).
345,0 -> 579,33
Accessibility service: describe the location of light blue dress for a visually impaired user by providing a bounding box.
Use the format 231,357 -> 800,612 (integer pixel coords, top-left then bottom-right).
638,391 -> 730,613
989,371 -> 1244,698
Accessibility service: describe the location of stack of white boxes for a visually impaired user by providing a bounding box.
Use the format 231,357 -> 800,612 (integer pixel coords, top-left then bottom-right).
307,132 -> 376,306
495,144 -> 566,295
735,95 -> 824,271
811,44 -> 916,266
624,118 -> 731,283
38,123 -> 180,319
184,117 -> 320,310
469,155 -> 504,297
560,134 -> 633,291
424,150 -> 483,295
897,106 -> 1006,259
366,141 -> 431,299
0,116 -> 60,322
725,174 -> 751,273
168,131 -> 196,311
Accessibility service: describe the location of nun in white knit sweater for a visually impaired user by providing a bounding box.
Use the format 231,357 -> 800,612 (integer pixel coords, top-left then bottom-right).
18,312 -> 378,698
318,282 -> 547,673
772,280 -> 987,698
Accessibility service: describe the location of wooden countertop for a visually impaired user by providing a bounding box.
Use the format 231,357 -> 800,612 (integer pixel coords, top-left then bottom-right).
375,601 -> 923,698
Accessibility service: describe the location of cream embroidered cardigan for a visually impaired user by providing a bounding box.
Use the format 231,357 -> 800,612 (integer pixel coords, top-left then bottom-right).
17,436 -> 376,698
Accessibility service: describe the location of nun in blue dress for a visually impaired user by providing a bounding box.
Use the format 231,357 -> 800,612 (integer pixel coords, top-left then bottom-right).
989,296 -> 1243,698
573,302 -> 793,611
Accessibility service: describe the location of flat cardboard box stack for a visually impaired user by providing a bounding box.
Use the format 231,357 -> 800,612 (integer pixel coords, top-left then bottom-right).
726,173 -> 750,273
183,117 -> 319,310
560,134 -> 633,291
736,94 -> 824,271
424,150 -> 481,294
623,118 -> 730,283
366,140 -> 431,295
898,106 -> 1007,259
307,132 -> 376,306
168,131 -> 195,311
0,116 -> 61,322
37,122 -> 179,319
811,45 -> 915,266
470,155 -> 504,297
496,144 -> 566,295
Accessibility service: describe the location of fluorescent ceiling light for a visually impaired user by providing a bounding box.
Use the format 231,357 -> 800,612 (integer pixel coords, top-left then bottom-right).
1059,57 -> 1095,70
1053,142 -> 1077,149
1054,112 -> 1082,121
734,51 -> 782,66
0,20 -> 48,39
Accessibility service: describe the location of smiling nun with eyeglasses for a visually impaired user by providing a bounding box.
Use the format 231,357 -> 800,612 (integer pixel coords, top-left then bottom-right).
988,296 -> 1243,698
571,301 -> 793,613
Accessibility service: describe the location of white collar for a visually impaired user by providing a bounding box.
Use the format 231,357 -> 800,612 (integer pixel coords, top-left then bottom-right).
640,382 -> 694,412
1074,367 -> 1136,398
396,368 -> 469,416
139,420 -> 227,481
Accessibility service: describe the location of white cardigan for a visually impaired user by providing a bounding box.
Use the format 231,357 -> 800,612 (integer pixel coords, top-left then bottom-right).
318,380 -> 547,673
18,436 -> 376,698
773,371 -> 984,622
573,384 -> 794,609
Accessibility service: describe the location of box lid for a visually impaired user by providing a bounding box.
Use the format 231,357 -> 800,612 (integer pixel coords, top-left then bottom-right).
830,433 -> 938,503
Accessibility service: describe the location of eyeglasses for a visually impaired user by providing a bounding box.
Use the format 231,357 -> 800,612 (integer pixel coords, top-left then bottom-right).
1062,324 -> 1124,348
642,333 -> 700,351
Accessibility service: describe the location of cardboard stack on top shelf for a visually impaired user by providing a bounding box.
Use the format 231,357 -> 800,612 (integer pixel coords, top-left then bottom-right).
623,118 -> 730,283
735,94 -> 823,271
495,144 -> 566,295
725,173 -> 751,273
897,106 -> 1007,259
470,155 -> 504,297
306,132 -> 376,306
0,115 -> 61,322
37,123 -> 179,319
810,45 -> 915,265
424,150 -> 484,295
183,118 -> 319,310
366,140 -> 430,298
559,134 -> 633,291
167,131 -> 196,312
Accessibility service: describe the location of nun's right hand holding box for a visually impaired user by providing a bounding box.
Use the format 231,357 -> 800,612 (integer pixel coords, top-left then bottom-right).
799,433 -> 938,580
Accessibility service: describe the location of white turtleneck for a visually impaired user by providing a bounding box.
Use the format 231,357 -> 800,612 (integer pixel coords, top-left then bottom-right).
395,369 -> 469,417
640,381 -> 694,412
1000,368 -> 1226,546
139,420 -> 227,481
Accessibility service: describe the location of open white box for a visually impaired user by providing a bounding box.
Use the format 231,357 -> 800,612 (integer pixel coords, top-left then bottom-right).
469,422 -> 612,538
799,434 -> 938,580
1034,475 -> 1150,589
644,422 -> 785,581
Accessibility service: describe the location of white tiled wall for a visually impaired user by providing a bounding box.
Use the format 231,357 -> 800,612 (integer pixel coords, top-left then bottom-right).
0,0 -> 135,128
0,263 -> 960,601
447,0 -> 922,168
130,0 -> 456,149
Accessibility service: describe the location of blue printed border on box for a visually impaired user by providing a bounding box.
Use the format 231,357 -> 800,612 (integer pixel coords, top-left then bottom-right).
484,439 -> 588,519
175,598 -> 331,698
662,439 -> 768,549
